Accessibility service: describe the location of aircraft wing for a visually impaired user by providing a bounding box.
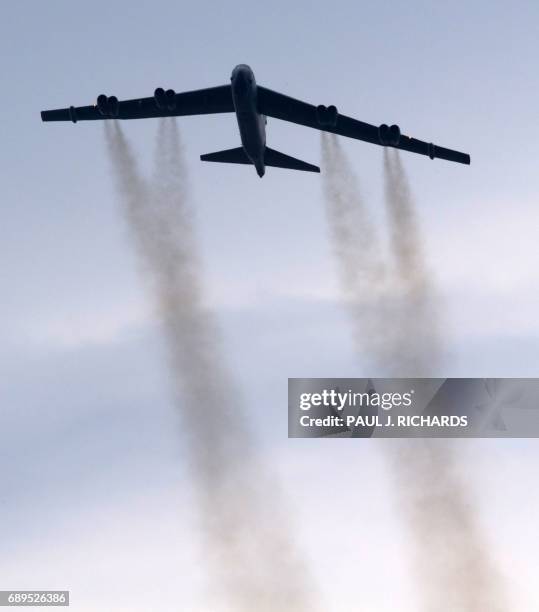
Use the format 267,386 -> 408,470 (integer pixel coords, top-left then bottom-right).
41,85 -> 234,123
257,86 -> 470,165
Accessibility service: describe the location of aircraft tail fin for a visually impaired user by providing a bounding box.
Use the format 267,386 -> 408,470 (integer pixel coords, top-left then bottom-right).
200,147 -> 251,165
264,147 -> 320,173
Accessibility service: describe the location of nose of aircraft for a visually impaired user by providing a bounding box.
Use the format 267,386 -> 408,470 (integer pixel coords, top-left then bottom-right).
231,64 -> 252,83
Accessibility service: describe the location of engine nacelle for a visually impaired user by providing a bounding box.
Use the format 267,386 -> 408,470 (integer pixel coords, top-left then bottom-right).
378,123 -> 401,146
96,94 -> 120,117
165,89 -> 176,111
389,124 -> 400,145
154,88 -> 176,110
97,94 -> 109,116
154,87 -> 167,110
108,96 -> 119,118
326,105 -> 338,127
316,104 -> 338,128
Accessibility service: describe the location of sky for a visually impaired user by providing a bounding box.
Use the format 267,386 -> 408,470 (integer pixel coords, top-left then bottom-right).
0,1 -> 539,610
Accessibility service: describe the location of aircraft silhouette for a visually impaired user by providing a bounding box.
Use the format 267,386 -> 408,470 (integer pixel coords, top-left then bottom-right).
41,64 -> 471,177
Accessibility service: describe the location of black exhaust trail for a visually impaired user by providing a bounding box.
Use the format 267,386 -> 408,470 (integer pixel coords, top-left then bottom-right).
382,148 -> 509,612
104,119 -> 317,612
320,132 -> 394,370
321,133 -> 508,612
382,148 -> 442,375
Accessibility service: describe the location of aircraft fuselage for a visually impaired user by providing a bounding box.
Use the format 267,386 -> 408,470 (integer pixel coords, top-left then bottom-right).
231,64 -> 266,177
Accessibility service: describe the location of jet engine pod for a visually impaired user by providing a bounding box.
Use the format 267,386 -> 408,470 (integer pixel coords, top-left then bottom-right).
108,96 -> 119,118
317,104 -> 338,127
316,105 -> 327,125
97,94 -> 109,116
165,89 -> 176,111
96,94 -> 119,117
326,105 -> 338,127
389,124 -> 401,145
154,87 -> 167,110
378,123 -> 390,145
379,123 -> 401,146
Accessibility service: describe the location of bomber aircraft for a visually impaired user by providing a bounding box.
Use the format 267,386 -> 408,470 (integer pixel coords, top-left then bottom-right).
41,64 -> 471,177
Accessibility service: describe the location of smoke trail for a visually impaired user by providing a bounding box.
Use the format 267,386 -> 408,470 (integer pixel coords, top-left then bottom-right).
321,134 -> 508,612
321,136 -> 442,376
105,119 -> 316,612
320,132 -> 395,372
382,149 -> 508,612
382,148 -> 442,375
390,438 -> 509,612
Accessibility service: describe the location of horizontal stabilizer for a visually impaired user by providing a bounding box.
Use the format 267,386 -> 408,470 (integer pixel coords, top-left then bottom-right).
200,147 -> 250,165
264,147 -> 320,173
201,146 -> 320,173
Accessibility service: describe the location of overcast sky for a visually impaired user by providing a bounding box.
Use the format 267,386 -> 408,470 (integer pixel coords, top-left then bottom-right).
1,1 -> 538,610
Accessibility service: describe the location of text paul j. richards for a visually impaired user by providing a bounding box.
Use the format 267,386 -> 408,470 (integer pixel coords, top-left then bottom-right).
299,413 -> 468,428
297,390 -> 468,428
